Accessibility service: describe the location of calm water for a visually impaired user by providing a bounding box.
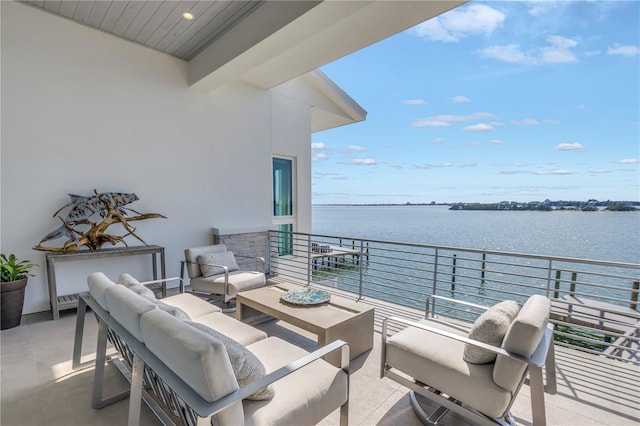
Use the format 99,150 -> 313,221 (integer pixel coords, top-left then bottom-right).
312,205 -> 640,264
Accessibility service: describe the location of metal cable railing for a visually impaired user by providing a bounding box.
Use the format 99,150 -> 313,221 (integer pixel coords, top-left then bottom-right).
267,230 -> 640,364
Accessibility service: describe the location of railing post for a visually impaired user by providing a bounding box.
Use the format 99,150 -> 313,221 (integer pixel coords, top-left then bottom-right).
357,240 -> 364,301
267,230 -> 272,276
631,281 -> 639,310
432,248 -> 439,315
451,254 -> 457,293
553,270 -> 561,299
481,252 -> 486,285
307,234 -> 312,286
570,272 -> 577,296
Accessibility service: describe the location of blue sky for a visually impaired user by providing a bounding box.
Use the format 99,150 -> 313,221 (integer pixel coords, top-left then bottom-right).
312,1 -> 639,204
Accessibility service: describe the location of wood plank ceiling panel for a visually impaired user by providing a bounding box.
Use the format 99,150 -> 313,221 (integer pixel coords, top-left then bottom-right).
20,1 -> 265,61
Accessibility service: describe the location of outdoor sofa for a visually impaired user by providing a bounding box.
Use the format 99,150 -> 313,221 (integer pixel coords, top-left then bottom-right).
75,272 -> 350,426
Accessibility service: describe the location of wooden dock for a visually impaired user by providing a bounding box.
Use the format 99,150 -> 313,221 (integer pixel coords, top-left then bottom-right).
551,295 -> 639,332
311,245 -> 361,269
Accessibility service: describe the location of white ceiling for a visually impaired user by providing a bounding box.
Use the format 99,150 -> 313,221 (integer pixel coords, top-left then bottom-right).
20,1 -> 469,93
20,1 -> 267,61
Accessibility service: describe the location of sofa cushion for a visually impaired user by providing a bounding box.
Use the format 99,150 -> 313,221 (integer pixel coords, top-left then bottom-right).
117,273 -> 157,301
386,318 -> 512,418
186,322 -> 274,401
87,272 -> 115,311
104,284 -> 157,341
161,293 -> 222,318
242,337 -> 348,426
194,312 -> 267,346
140,309 -> 244,425
463,300 -> 519,364
197,251 -> 239,277
157,301 -> 191,321
117,273 -> 192,320
494,295 -> 550,392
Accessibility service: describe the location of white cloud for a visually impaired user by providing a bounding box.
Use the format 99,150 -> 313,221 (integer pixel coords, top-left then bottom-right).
512,118 -> 540,125
617,158 -> 639,164
403,99 -> 426,105
464,123 -> 494,132
535,170 -> 573,175
555,143 -> 585,151
608,44 -> 640,57
451,96 -> 470,103
431,137 -> 446,144
488,139 -> 504,145
413,162 -> 455,169
411,3 -> 505,42
351,158 -> 376,165
312,142 -> 331,161
465,141 -> 481,146
410,112 -> 494,127
478,35 -> 578,65
590,170 -> 611,174
344,145 -> 367,152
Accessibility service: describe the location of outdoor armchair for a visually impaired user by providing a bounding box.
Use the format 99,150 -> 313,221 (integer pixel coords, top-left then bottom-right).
181,244 -> 266,307
381,294 -> 557,426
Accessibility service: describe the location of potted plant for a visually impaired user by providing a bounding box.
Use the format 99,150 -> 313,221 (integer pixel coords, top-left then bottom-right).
1,253 -> 37,330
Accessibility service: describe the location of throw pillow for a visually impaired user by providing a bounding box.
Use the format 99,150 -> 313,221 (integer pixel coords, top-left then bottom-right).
197,251 -> 239,278
157,301 -> 192,321
116,273 -> 157,302
463,300 -> 519,364
186,321 -> 275,401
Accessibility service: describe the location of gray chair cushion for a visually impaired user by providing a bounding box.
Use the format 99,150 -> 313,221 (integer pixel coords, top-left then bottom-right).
184,244 -> 228,278
463,300 -> 519,364
197,251 -> 239,277
186,322 -> 274,401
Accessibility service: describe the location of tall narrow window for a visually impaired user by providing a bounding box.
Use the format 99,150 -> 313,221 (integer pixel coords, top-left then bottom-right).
273,158 -> 293,216
273,157 -> 294,256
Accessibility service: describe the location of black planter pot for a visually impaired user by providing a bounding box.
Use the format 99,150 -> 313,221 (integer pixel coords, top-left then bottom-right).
1,278 -> 27,330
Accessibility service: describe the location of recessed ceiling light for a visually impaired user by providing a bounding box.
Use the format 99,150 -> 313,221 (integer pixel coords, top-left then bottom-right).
182,12 -> 194,20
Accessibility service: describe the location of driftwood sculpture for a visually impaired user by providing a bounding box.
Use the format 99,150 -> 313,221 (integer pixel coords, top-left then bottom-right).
34,190 -> 166,253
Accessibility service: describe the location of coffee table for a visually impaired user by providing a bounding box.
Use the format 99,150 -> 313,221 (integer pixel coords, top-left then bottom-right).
236,282 -> 374,365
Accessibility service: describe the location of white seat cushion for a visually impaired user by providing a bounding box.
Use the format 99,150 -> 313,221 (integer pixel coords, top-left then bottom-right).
386,318 -> 512,418
161,293 -> 222,318
190,271 -> 266,298
193,312 -> 267,346
242,337 -> 348,426
198,251 -> 239,277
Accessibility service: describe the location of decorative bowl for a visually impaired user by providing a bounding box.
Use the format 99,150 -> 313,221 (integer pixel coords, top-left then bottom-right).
281,288 -> 331,305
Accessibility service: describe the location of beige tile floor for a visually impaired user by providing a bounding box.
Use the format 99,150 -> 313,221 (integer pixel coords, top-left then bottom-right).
1,306 -> 639,426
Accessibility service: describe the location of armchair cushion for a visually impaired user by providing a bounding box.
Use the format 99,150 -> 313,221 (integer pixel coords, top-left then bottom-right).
184,244 -> 228,278
463,300 -> 519,364
494,295 -> 550,391
386,318 -> 512,418
186,321 -> 274,401
198,251 -> 239,277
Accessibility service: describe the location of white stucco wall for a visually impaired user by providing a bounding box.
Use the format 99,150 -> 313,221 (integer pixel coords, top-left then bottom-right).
1,2 -> 313,314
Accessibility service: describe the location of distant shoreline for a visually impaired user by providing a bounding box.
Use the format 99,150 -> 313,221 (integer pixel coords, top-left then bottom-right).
313,202 -> 639,211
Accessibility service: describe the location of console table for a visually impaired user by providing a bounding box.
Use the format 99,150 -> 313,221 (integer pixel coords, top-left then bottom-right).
45,245 -> 166,319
